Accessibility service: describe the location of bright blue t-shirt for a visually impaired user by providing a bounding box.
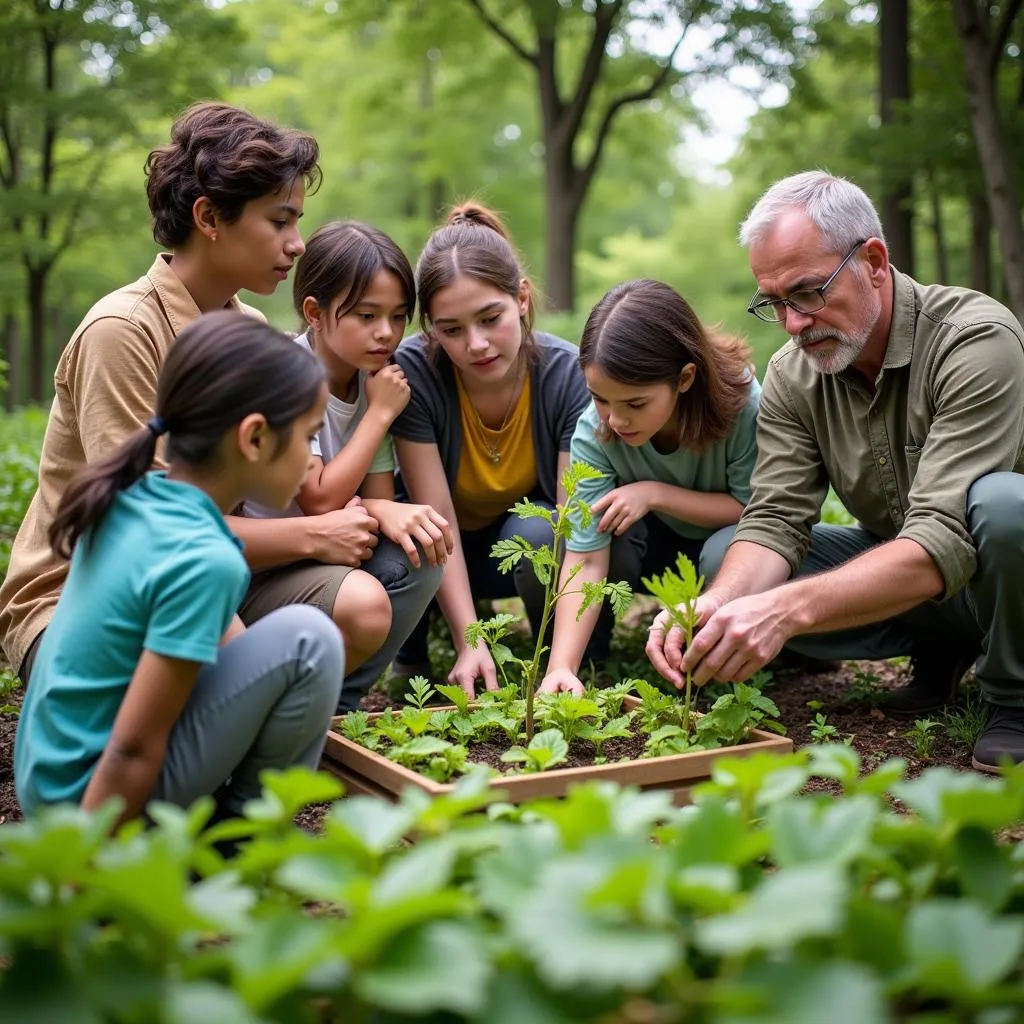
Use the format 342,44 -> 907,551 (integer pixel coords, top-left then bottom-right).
14,472 -> 249,814
568,377 -> 761,552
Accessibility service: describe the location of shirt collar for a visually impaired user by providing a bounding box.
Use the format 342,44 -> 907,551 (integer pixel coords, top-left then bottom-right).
882,267 -> 916,370
146,253 -> 245,335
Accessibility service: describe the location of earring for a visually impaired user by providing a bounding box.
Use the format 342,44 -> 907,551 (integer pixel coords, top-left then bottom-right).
211,232 -> 218,242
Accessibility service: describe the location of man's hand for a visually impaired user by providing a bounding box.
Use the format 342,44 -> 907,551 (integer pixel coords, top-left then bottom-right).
679,590 -> 792,686
365,363 -> 411,422
309,497 -> 380,566
593,482 -> 656,536
369,499 -> 453,569
449,644 -> 499,698
644,592 -> 724,688
538,667 -> 585,697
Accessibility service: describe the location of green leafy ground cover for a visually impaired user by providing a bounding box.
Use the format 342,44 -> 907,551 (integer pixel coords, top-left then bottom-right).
2,753 -> 1023,1022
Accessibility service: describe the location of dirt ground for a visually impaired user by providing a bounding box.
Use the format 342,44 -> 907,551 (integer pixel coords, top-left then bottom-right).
0,653 -> 979,828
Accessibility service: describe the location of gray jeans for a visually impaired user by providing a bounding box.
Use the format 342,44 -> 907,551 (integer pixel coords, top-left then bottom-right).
152,604 -> 343,817
701,472 -> 1024,707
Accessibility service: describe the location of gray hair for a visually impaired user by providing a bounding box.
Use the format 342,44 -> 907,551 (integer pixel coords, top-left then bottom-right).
738,170 -> 885,253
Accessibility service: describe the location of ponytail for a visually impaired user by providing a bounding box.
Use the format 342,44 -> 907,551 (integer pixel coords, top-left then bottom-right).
49,310 -> 325,559
416,200 -> 536,354
49,422 -> 162,558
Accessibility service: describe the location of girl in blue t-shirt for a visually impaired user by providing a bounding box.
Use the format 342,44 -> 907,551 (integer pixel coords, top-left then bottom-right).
15,311 -> 342,827
540,278 -> 761,696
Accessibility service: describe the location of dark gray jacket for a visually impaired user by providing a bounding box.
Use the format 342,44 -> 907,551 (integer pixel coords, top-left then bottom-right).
392,331 -> 588,507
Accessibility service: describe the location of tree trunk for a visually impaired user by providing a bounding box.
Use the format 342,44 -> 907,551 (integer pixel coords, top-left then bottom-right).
970,191 -> 992,294
926,175 -> 949,283
543,152 -> 578,312
879,0 -> 914,275
3,313 -> 20,411
952,0 -> 1024,319
27,264 -> 47,404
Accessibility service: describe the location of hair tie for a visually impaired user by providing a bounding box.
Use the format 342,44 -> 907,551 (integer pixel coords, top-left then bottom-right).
146,416 -> 168,437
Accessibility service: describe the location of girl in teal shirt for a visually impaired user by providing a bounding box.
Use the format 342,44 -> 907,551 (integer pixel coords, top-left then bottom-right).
15,311 -> 342,827
540,278 -> 760,696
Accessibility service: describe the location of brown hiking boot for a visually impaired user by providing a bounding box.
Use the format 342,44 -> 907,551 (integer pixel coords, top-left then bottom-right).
880,639 -> 979,719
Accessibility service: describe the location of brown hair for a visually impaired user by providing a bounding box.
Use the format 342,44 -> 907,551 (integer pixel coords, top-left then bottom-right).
145,102 -> 321,248
415,201 -> 536,360
579,279 -> 753,453
49,311 -> 326,558
293,221 -> 415,325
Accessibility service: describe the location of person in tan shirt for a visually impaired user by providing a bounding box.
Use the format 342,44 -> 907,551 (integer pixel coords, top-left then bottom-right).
1,102 -> 386,694
646,170 -> 1024,773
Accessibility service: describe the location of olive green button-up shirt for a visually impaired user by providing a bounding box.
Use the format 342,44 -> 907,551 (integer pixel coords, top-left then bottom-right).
733,268 -> 1024,599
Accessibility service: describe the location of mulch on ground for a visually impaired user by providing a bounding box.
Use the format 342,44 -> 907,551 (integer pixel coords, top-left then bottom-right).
0,655 -> 980,829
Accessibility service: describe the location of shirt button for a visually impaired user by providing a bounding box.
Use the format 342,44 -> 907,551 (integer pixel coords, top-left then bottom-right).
878,456 -> 887,465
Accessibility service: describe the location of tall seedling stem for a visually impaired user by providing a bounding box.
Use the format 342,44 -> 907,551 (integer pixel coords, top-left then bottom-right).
643,555 -> 704,739
465,464 -> 632,741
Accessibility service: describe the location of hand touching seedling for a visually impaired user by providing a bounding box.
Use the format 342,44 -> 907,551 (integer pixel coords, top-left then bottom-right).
642,554 -> 704,740
466,462 -> 632,740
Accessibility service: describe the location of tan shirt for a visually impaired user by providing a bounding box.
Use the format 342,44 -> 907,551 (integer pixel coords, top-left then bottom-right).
733,268 -> 1024,599
0,255 -> 261,671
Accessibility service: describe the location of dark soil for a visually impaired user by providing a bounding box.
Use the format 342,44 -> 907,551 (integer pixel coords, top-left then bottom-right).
0,655 -> 985,831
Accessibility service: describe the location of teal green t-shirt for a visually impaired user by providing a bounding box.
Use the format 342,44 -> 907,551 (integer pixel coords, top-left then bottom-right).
568,377 -> 761,552
14,472 -> 249,814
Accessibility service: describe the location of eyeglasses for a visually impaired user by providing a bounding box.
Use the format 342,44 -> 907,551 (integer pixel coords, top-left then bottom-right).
747,239 -> 867,323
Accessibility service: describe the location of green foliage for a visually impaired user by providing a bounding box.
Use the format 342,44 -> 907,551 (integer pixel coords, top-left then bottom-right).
906,718 -> 942,760
0,407 -> 46,579
0,666 -> 20,715
945,692 -> 989,750
4,757 -> 1024,1020
500,729 -> 569,773
809,712 -> 840,743
845,667 -> 885,706
468,464 -> 633,741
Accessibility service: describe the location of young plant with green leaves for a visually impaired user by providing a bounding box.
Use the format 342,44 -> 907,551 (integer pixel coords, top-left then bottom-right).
642,553 -> 704,740
467,462 -> 632,740
808,712 -> 839,743
500,728 -> 569,773
906,717 -> 942,759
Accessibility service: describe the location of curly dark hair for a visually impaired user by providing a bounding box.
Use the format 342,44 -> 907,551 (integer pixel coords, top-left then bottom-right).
145,102 -> 321,248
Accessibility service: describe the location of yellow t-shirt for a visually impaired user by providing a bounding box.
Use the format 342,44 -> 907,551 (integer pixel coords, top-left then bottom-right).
453,373 -> 538,531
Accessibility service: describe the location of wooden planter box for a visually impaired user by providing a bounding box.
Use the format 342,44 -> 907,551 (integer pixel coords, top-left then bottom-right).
321,696 -> 793,807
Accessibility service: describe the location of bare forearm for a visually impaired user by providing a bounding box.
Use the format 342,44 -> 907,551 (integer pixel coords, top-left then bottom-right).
228,514 -> 316,570
82,746 -> 164,826
547,549 -> 610,673
778,538 -> 944,637
649,483 -> 744,530
301,416 -> 392,514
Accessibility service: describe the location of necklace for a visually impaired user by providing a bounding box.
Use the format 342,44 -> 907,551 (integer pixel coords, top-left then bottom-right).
464,359 -> 523,465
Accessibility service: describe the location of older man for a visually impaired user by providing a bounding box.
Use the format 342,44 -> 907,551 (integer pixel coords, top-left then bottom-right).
646,170 -> 1024,771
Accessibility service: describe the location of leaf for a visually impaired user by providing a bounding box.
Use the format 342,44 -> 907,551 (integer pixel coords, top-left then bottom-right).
491,535 -> 533,573
326,797 -> 416,856
354,920 -> 490,1015
0,947 -> 105,1024
185,871 -> 257,934
892,767 -> 1022,830
507,857 -> 682,991
769,795 -> 876,868
669,796 -> 770,868
951,826 -> 1013,911
230,912 -> 343,1011
695,864 -> 847,955
372,838 -> 457,903
807,744 -> 861,788
717,962 -> 886,1024
163,982 -> 267,1024
905,899 -> 1024,994
434,683 -> 470,714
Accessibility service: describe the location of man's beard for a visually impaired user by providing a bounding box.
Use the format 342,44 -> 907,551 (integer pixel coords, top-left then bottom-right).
793,304 -> 880,374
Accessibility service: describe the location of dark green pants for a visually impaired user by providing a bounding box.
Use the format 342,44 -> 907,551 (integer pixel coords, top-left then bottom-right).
700,472 -> 1023,708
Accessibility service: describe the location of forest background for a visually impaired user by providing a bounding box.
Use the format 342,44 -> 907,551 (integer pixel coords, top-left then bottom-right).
2,0 -> 1024,409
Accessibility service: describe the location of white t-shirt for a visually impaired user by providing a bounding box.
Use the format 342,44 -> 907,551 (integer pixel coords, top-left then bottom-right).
243,331 -> 394,519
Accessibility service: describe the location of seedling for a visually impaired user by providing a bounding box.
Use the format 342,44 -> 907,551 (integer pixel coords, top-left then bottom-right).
905,718 -> 941,759
846,667 -> 884,706
808,712 -> 839,742
468,463 -> 632,740
501,728 -> 569,772
578,713 -> 634,761
643,553 -> 705,740
944,692 -> 987,749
